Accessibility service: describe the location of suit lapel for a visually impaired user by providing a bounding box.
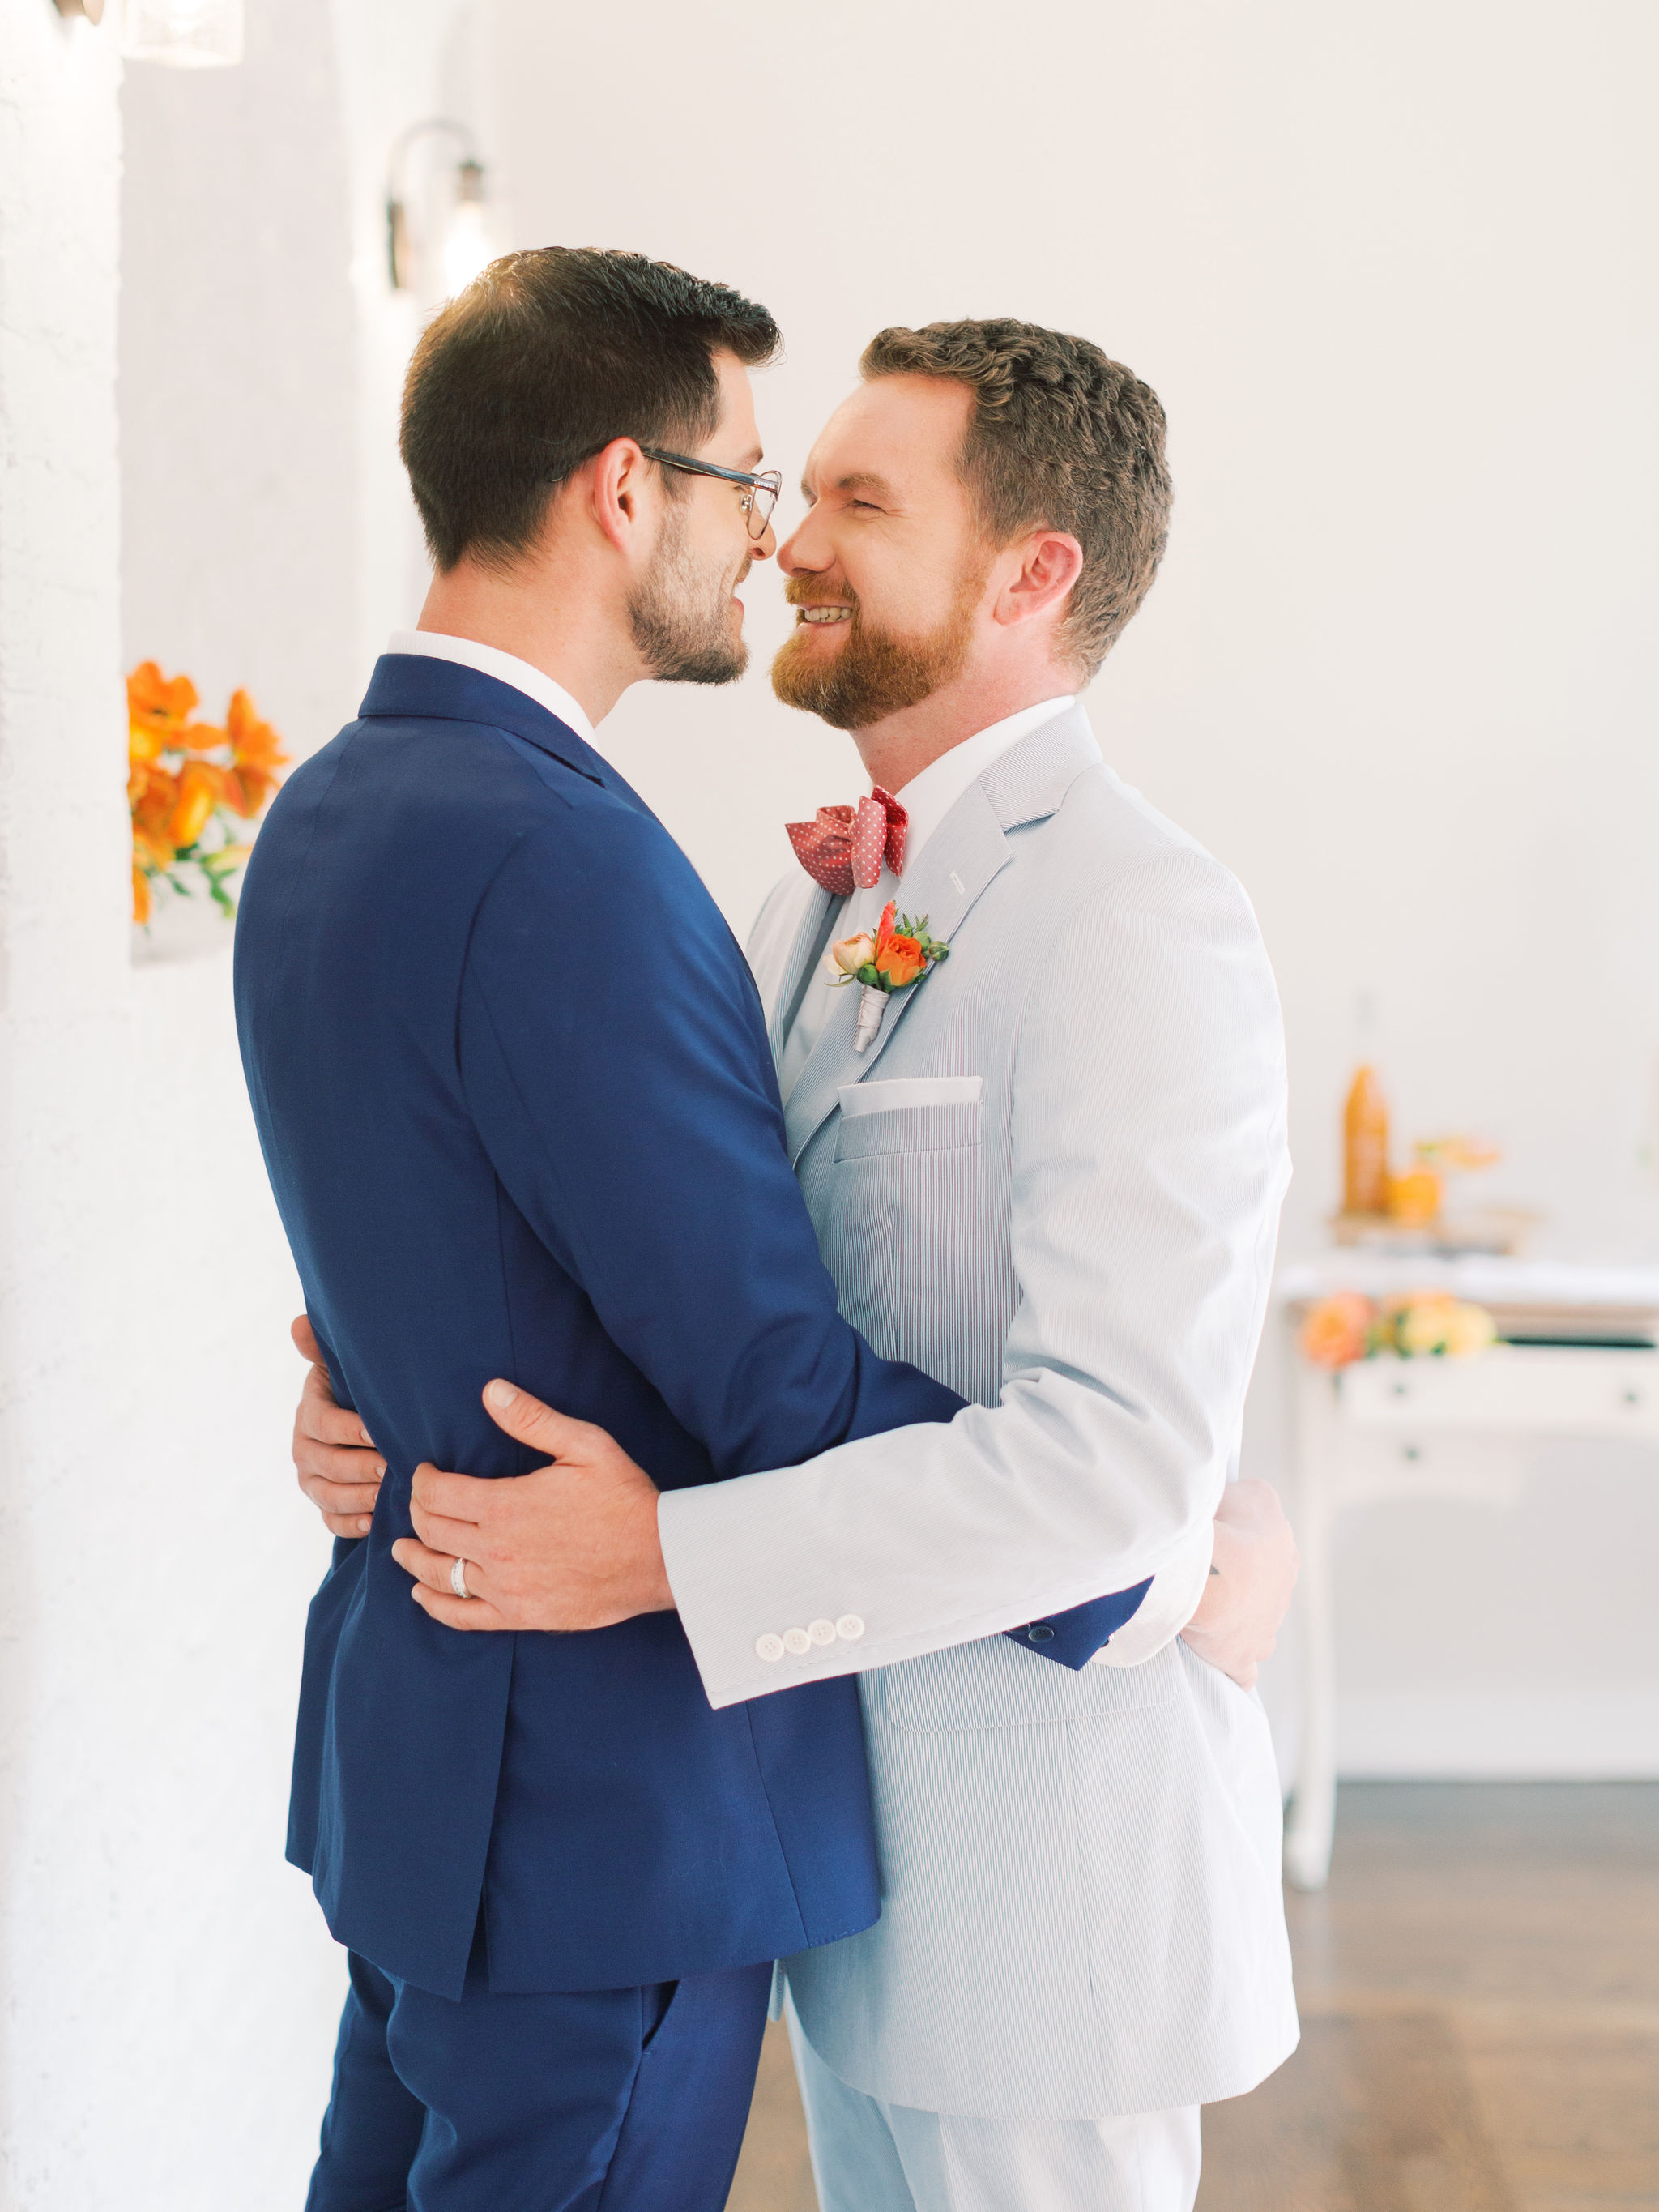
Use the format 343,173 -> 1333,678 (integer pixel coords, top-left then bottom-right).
763,882 -> 836,1064
783,781 -> 1013,1165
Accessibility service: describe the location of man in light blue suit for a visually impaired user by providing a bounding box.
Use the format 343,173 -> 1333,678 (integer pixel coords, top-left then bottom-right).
295,311 -> 1301,2210
243,254 -> 1166,2211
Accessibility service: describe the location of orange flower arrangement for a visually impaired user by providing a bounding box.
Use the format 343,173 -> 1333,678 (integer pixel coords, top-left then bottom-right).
127,662 -> 288,925
1299,1290 -> 1497,1369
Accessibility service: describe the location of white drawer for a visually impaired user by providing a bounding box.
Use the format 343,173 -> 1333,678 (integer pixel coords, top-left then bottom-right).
1338,1345 -> 1659,1438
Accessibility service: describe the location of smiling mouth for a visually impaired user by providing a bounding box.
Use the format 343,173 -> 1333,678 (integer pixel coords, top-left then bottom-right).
796,605 -> 853,626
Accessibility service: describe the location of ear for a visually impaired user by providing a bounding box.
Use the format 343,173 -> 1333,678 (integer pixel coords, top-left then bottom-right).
992,529 -> 1084,630
586,436 -> 653,557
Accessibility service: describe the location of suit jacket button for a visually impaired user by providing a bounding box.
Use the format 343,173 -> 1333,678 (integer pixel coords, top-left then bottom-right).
808,1618 -> 837,1646
755,1633 -> 785,1663
1026,1624 -> 1056,1644
783,1627 -> 812,1655
836,1615 -> 864,1642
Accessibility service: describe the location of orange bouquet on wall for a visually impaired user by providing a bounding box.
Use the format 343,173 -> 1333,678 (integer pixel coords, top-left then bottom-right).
128,662 -> 288,925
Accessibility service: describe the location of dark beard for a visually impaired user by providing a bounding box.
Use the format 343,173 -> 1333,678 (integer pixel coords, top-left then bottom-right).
629,506 -> 748,686
770,582 -> 979,731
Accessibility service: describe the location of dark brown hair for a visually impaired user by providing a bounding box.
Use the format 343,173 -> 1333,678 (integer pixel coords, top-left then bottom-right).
401,247 -> 781,573
860,319 -> 1172,678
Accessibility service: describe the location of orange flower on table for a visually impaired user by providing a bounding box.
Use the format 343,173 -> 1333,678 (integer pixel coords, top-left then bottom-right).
1299,1292 -> 1373,1369
132,861 -> 151,926
221,687 -> 290,817
1388,1291 -> 1495,1359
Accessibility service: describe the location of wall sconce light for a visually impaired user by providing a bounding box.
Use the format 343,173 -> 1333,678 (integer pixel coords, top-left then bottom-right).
121,0 -> 244,66
52,0 -> 107,23
386,119 -> 498,299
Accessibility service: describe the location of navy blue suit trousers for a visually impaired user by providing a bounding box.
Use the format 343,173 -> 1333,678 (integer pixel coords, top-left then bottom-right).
307,1919 -> 770,2212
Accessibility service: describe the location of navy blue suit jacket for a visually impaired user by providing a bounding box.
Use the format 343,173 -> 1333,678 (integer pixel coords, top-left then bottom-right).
236,655 -> 1144,2002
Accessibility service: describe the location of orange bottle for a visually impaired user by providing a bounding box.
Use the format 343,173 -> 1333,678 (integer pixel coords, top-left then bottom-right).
1343,1065 -> 1390,1215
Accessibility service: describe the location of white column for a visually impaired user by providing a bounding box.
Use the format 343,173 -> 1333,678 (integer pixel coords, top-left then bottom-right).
0,4 -> 134,2198
1,6 -> 346,2203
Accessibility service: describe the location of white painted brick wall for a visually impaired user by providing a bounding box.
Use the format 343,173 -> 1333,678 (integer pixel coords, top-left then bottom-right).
2,4 -> 355,2201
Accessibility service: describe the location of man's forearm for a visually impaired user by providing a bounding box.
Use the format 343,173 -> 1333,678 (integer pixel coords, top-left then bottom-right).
658,1371 -> 1230,1709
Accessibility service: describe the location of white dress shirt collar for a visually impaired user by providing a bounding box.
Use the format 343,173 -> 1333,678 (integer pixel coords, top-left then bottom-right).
387,630 -> 597,746
885,694 -> 1075,870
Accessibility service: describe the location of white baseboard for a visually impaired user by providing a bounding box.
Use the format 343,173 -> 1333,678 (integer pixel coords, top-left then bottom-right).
1336,1692 -> 1659,1778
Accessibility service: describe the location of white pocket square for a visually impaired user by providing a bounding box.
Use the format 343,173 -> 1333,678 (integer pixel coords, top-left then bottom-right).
837,1076 -> 983,1119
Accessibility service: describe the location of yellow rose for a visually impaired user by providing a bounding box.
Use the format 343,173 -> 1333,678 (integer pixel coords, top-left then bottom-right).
1395,1293 -> 1456,1356
829,932 -> 875,980
1395,1294 -> 1495,1358
1444,1301 -> 1496,1358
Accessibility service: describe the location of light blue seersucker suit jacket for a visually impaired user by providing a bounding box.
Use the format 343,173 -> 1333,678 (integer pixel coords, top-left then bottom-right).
659,704 -> 1299,2119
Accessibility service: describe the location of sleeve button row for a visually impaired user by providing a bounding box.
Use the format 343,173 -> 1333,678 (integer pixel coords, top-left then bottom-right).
754,1615 -> 865,1663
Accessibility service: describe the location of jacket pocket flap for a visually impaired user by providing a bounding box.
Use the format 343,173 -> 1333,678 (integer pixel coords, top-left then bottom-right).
834,1100 -> 983,1160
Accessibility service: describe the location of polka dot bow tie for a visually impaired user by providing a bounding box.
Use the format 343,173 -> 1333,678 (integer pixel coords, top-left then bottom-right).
786,788 -> 909,897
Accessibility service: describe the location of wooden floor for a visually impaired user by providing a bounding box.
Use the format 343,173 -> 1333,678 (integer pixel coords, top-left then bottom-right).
727,1783 -> 1659,2211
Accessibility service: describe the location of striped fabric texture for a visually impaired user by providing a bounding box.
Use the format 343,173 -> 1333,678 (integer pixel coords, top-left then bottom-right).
659,705 -> 1299,2118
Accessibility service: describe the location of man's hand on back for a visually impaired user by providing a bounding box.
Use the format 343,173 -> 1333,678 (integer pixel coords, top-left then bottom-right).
1178,1477 -> 1299,1691
394,1381 -> 674,1632
292,1315 -> 386,1537
290,1323 -> 670,1627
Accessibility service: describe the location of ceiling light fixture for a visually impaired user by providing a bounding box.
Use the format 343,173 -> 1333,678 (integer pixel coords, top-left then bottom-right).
121,0 -> 244,66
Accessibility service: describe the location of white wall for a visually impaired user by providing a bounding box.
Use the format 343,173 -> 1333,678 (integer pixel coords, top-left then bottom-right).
0,0 -> 482,2204
484,0 -> 1659,1774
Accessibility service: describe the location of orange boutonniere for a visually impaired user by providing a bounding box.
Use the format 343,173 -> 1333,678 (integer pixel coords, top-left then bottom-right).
826,899 -> 950,1051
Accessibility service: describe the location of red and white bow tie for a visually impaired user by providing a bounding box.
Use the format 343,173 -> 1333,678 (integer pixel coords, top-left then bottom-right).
786,787 -> 908,897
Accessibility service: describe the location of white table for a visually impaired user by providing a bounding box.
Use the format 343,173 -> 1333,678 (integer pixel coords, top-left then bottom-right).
1276,1255 -> 1659,1890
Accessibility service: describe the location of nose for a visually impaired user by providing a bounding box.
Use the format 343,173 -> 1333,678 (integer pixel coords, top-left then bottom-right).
776,514 -> 825,577
751,511 -> 777,563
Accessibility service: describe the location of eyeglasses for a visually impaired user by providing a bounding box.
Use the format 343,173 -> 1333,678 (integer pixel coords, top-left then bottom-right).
638,446 -> 783,540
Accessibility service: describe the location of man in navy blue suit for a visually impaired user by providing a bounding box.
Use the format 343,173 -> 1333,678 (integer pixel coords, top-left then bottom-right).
240,250 -> 1153,2210
235,250 -> 975,2212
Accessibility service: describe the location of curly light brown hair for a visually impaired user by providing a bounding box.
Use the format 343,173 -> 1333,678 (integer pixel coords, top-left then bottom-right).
859,319 -> 1171,680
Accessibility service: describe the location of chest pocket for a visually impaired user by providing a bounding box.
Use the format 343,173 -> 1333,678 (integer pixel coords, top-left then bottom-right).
833,1077 -> 983,1163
